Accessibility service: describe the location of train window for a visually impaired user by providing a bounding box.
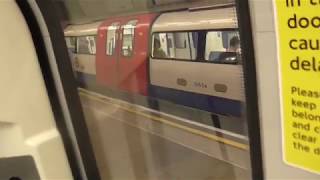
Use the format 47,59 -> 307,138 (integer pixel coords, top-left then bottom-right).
152,32 -> 197,60
77,36 -> 96,55
174,32 -> 187,48
205,31 -> 240,64
65,37 -> 77,53
121,20 -> 137,57
106,22 -> 119,56
152,33 -> 170,58
55,2 -> 258,180
188,32 -> 197,60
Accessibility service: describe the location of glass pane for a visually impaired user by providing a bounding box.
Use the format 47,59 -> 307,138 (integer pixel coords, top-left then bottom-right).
205,31 -> 240,64
65,36 -> 77,52
77,36 -> 96,54
152,33 -> 169,58
57,1 -> 253,180
152,32 -> 197,60
106,22 -> 119,56
122,20 -> 137,57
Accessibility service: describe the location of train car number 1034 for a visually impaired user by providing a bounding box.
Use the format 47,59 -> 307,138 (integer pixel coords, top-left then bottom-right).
193,82 -> 208,89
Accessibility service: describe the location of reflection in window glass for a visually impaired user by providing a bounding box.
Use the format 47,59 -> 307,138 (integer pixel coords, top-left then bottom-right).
122,20 -> 137,57
106,22 -> 119,56
205,31 -> 240,63
152,32 -> 197,60
58,3 -> 252,180
77,36 -> 96,54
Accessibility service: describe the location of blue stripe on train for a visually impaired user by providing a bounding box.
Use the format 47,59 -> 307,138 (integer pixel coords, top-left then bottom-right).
75,72 -> 243,117
149,85 -> 243,117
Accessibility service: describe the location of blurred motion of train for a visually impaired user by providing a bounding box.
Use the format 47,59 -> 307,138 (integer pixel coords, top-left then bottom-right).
64,6 -> 245,117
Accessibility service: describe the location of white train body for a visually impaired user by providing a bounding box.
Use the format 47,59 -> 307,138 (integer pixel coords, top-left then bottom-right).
64,22 -> 100,76
149,7 -> 245,116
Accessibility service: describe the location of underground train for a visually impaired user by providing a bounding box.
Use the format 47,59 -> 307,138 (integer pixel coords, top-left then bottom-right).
64,6 -> 245,117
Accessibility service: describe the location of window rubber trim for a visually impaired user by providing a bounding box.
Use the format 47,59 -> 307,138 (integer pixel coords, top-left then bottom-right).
15,0 -> 101,179
235,0 -> 264,179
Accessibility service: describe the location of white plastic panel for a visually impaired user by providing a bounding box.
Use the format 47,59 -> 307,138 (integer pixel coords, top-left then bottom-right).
150,59 -> 245,101
0,1 -> 72,179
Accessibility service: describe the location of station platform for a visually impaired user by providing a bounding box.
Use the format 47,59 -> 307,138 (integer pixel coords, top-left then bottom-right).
79,89 -> 251,180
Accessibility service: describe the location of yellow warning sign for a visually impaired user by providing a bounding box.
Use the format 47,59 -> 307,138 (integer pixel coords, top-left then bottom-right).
274,0 -> 320,174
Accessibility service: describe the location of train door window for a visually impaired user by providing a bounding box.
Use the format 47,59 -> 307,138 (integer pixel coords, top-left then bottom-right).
77,36 -> 96,55
121,20 -> 137,57
205,31 -> 240,64
106,22 -> 120,56
65,36 -> 77,53
52,1 -> 260,179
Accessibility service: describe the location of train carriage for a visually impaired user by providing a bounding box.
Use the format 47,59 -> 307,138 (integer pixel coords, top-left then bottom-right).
149,7 -> 245,116
65,6 -> 244,117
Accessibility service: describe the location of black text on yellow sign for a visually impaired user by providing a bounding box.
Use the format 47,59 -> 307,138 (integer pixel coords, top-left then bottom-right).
275,0 -> 320,174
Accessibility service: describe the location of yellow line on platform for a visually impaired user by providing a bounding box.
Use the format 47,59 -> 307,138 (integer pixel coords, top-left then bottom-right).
79,88 -> 249,151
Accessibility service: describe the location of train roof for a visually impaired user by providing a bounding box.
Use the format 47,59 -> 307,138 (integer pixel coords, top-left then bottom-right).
152,7 -> 238,32
64,21 -> 101,36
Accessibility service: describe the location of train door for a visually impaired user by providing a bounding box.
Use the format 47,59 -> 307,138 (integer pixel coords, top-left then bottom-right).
119,18 -> 146,93
117,14 -> 157,96
117,19 -> 141,94
96,20 -> 121,88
